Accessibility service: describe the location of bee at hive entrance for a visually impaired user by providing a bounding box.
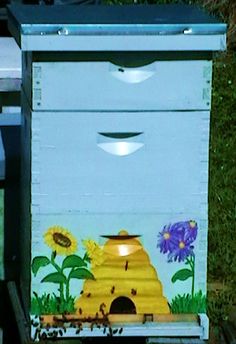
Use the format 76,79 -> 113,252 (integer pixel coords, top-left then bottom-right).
110,296 -> 136,314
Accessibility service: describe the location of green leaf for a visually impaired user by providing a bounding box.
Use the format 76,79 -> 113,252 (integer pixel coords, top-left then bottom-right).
41,272 -> 66,284
62,255 -> 87,270
32,256 -> 50,277
69,268 -> 95,280
171,269 -> 193,283
83,252 -> 91,263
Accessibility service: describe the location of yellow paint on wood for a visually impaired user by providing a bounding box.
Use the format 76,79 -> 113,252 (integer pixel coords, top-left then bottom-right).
75,230 -> 170,318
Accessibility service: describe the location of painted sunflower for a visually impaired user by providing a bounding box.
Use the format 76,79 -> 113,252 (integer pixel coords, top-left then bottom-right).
83,239 -> 104,267
44,226 -> 78,256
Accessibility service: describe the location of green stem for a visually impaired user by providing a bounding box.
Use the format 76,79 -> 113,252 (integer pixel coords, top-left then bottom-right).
50,252 -> 61,272
65,268 -> 75,302
50,251 -> 65,303
186,255 -> 195,297
191,255 -> 195,297
65,281 -> 70,302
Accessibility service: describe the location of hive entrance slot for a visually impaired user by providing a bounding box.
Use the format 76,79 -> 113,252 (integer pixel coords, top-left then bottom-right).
110,296 -> 136,314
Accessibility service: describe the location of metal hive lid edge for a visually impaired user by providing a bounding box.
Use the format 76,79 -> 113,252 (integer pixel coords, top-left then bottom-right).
7,4 -> 226,51
19,22 -> 227,36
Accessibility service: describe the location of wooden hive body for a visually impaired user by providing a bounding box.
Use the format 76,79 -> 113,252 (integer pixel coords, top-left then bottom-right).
7,3 -> 227,341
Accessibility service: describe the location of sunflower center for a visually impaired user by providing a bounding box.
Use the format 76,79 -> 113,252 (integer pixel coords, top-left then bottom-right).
53,232 -> 72,248
163,232 -> 170,240
179,241 -> 185,249
189,221 -> 196,228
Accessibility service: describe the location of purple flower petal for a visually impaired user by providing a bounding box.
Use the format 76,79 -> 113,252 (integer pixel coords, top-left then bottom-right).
169,220 -> 198,243
158,220 -> 198,260
157,224 -> 178,254
185,220 -> 198,241
167,239 -> 194,262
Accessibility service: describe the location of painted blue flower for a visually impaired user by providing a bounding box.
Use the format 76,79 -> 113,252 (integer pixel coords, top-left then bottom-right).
158,220 -> 198,298
157,220 -> 198,261
157,224 -> 177,254
170,221 -> 197,241
167,235 -> 194,262
185,220 -> 198,241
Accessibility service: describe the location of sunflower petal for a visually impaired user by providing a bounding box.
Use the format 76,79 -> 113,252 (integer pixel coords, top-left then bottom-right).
44,226 -> 78,256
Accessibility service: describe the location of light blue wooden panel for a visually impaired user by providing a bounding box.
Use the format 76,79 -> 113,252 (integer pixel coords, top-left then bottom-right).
31,111 -> 209,215
31,61 -> 212,111
0,38 -> 21,80
21,33 -> 226,52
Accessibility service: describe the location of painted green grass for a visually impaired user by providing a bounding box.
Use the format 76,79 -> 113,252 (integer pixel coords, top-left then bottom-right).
170,291 -> 206,314
31,292 -> 76,315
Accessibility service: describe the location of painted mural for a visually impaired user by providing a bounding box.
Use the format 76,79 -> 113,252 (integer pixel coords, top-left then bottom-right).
31,219 -> 206,323
157,220 -> 206,313
31,226 -> 95,315
75,229 -> 169,316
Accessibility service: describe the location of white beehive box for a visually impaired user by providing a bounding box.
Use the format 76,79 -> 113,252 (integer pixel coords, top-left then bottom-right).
8,4 -> 226,342
0,37 -> 21,281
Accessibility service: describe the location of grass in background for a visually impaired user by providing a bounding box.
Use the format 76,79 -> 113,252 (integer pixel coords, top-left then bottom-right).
208,52 -> 236,290
207,52 -> 236,341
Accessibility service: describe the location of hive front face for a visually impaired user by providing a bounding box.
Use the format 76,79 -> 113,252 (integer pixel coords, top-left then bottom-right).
6,3 -> 226,339
21,55 -> 212,340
